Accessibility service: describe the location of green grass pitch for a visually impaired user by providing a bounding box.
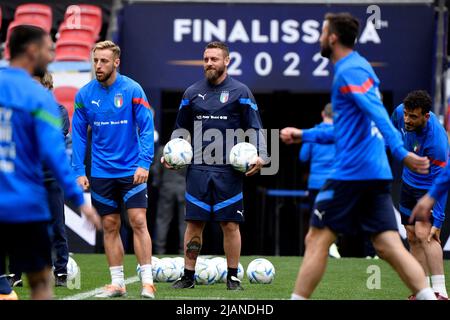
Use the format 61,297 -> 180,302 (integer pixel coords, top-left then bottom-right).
13,254 -> 450,300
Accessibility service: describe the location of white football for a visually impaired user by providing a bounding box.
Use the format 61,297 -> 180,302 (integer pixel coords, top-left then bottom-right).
213,260 -> 244,282
67,256 -> 79,281
195,260 -> 218,285
154,258 -> 182,282
229,142 -> 258,172
163,138 -> 193,169
246,258 -> 276,284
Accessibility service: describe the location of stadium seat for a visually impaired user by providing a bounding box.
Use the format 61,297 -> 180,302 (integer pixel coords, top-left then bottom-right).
55,41 -> 91,61
3,17 -> 53,60
57,25 -> 96,45
60,4 -> 102,39
53,86 -> 78,125
14,3 -> 52,32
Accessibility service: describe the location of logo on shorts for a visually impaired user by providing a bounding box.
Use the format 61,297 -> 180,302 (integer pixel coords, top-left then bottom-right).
237,210 -> 244,217
220,91 -> 229,103
114,93 -> 123,108
314,209 -> 325,221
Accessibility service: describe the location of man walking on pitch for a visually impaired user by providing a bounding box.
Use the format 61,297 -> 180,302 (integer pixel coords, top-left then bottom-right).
280,13 -> 436,300
72,41 -> 156,298
0,25 -> 100,300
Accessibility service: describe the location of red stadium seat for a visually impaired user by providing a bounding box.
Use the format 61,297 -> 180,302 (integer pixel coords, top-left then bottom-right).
55,41 -> 91,61
53,86 -> 78,126
58,25 -> 96,45
61,4 -> 102,39
3,17 -> 53,60
14,3 -> 52,32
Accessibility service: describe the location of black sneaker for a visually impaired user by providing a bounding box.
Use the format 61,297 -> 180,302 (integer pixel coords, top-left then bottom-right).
172,276 -> 195,289
7,274 -> 23,287
227,276 -> 244,290
54,274 -> 67,287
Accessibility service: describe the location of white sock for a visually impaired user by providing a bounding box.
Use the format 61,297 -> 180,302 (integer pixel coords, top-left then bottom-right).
426,276 -> 431,287
431,275 -> 448,298
140,264 -> 154,285
416,287 -> 437,300
110,266 -> 125,288
291,293 -> 307,300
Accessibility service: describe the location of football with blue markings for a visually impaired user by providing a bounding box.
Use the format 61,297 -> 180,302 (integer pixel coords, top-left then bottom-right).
163,138 -> 193,169
246,258 -> 275,284
195,260 -> 218,285
229,142 -> 258,172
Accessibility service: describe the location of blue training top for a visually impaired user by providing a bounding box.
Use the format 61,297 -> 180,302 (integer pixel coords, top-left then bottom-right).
302,51 -> 407,180
0,67 -> 84,223
72,73 -> 154,178
299,122 -> 335,190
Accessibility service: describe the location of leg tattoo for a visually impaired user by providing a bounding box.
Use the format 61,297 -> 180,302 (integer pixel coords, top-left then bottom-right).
186,236 -> 202,260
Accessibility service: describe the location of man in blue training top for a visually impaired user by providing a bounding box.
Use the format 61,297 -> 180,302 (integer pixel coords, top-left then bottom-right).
391,90 -> 449,300
299,103 -> 340,258
0,25 -> 100,300
280,12 -> 435,300
163,41 -> 266,291
72,41 -> 156,299
7,71 -> 72,288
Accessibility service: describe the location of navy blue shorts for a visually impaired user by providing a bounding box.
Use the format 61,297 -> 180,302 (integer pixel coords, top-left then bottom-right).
90,176 -> 148,216
185,167 -> 244,222
399,182 -> 434,226
312,180 -> 398,235
0,222 -> 52,274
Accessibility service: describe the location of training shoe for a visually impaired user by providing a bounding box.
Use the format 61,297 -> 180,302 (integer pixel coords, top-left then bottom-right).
54,274 -> 67,287
141,284 -> 156,299
94,284 -> 126,298
172,276 -> 195,289
435,292 -> 449,300
227,276 -> 244,291
0,290 -> 19,300
7,274 -> 23,287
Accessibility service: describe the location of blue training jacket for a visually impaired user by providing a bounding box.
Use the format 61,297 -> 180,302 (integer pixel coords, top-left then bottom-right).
430,164 -> 450,202
72,73 -> 154,178
391,104 -> 448,228
302,51 -> 407,180
299,122 -> 335,190
0,67 -> 84,223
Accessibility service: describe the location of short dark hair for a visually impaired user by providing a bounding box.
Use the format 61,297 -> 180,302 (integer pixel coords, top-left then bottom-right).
325,13 -> 360,49
9,25 -> 47,60
205,41 -> 229,57
403,90 -> 432,115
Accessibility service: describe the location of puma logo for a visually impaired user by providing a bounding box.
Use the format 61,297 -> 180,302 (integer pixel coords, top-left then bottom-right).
91,99 -> 100,107
237,210 -> 244,216
198,93 -> 206,100
314,209 -> 325,221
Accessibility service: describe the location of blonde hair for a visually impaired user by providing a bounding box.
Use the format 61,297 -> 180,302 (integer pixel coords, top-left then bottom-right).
39,72 -> 53,90
93,40 -> 121,58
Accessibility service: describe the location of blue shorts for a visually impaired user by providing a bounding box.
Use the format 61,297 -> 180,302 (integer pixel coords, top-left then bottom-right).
90,176 -> 148,216
312,180 -> 398,235
0,222 -> 52,274
185,166 -> 244,222
399,182 -> 434,226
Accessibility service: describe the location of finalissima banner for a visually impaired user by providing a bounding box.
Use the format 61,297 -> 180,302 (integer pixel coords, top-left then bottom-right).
118,2 -> 435,102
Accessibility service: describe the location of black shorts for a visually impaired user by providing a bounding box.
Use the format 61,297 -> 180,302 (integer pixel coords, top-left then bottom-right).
399,182 -> 434,226
312,180 -> 398,235
185,167 -> 244,222
90,176 -> 148,216
0,221 -> 52,274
